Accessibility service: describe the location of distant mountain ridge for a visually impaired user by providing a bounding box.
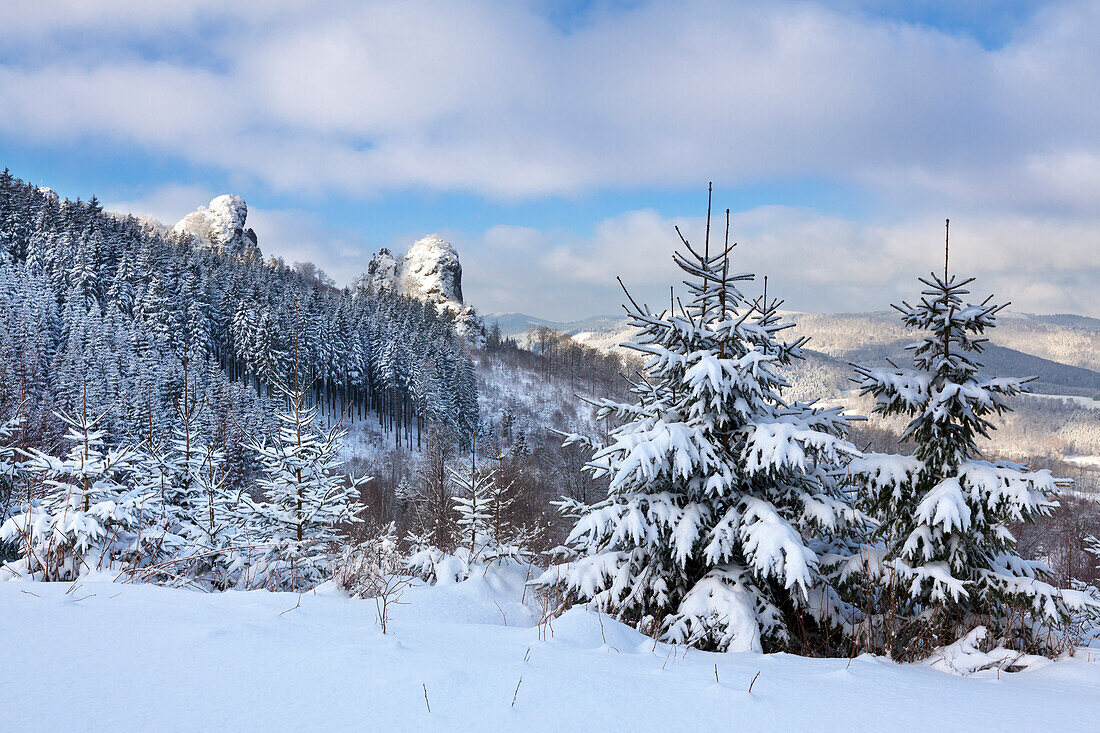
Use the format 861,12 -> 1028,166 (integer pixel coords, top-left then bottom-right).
488,310 -> 1100,399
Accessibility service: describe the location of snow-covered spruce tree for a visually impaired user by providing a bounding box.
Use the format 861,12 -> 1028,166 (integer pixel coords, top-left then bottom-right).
409,422 -> 458,552
136,375 -> 206,557
845,222 -> 1096,656
480,422 -> 541,560
0,411 -> 26,518
451,450 -> 494,556
141,373 -> 245,587
406,446 -> 492,583
538,195 -> 858,653
186,442 -> 247,585
0,392 -> 158,580
246,376 -> 370,591
1063,536 -> 1100,643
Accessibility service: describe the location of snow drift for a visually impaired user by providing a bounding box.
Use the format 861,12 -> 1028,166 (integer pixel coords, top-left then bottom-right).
2,569 -> 1098,732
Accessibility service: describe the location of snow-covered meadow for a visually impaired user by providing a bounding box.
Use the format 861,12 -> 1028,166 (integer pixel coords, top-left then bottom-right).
3,568 -> 1100,732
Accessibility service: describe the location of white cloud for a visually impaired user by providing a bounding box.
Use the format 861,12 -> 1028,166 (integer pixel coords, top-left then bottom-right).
460,205 -> 1100,320
0,0 -> 1097,209
11,1 -> 1100,320
103,184 -> 215,228
248,208 -> 373,284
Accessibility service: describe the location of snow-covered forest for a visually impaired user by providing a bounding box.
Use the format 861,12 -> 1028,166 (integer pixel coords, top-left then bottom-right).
3,171 -> 1100,729
0,171 -> 478,461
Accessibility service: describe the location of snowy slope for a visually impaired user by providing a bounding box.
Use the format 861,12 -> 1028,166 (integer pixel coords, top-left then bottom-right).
476,353 -> 600,439
2,576 -> 1099,732
489,312 -> 635,352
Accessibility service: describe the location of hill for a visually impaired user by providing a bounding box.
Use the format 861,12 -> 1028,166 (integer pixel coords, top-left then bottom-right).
490,310 -> 1100,399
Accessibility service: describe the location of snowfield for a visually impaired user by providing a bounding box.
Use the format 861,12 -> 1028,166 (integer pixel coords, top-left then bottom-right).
3,570 -> 1100,732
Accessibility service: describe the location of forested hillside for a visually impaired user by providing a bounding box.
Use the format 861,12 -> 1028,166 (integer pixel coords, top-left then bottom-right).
0,169 -> 478,481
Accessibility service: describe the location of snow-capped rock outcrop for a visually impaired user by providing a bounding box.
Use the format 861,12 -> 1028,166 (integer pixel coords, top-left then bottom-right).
359,234 -> 481,342
364,248 -> 401,293
172,195 -> 259,256
402,234 -> 463,308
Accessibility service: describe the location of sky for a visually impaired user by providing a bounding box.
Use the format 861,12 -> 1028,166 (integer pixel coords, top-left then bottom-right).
2,0 -> 1098,321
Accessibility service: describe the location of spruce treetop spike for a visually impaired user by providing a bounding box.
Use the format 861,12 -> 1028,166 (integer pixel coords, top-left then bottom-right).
944,218 -> 950,283
705,182 -> 712,262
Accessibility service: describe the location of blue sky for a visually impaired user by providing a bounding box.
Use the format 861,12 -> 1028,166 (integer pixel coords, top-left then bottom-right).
2,0 -> 1098,320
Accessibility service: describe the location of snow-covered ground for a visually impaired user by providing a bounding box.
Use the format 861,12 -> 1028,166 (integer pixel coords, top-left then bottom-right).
1067,455 -> 1100,470
1024,393 -> 1100,410
476,353 -> 600,439
3,570 -> 1100,731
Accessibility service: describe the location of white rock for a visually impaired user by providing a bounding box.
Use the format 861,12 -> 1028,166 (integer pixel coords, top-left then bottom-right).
172,194 -> 256,254
359,234 -> 481,343
402,234 -> 463,307
364,248 -> 401,292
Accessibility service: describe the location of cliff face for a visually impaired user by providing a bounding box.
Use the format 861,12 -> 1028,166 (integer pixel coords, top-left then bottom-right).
172,197 -> 478,338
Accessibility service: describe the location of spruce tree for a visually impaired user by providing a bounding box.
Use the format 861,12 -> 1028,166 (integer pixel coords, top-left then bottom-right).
1,391 -> 157,580
0,412 -> 25,518
139,365 -> 244,584
540,192 -> 857,652
451,450 -> 494,556
247,377 -> 369,590
246,313 -> 370,590
846,221 -> 1096,655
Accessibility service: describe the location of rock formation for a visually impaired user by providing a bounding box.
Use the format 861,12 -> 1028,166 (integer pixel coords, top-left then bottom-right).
172,195 -> 259,257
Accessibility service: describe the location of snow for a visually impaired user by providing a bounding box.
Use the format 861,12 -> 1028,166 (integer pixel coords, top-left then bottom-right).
669,566 -> 764,652
847,453 -> 922,490
914,477 -> 972,535
2,572 -> 1100,731
364,247 -> 401,292
402,234 -> 463,307
1067,456 -> 1100,470
738,496 -> 816,592
1024,393 -> 1100,410
172,194 -> 250,253
924,626 -> 1065,677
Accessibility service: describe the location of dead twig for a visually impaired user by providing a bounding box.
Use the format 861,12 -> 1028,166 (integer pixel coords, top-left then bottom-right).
279,594 -> 303,616
511,677 -> 523,708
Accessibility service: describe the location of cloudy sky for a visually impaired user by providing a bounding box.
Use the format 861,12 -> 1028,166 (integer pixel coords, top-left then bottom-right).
2,0 -> 1098,320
